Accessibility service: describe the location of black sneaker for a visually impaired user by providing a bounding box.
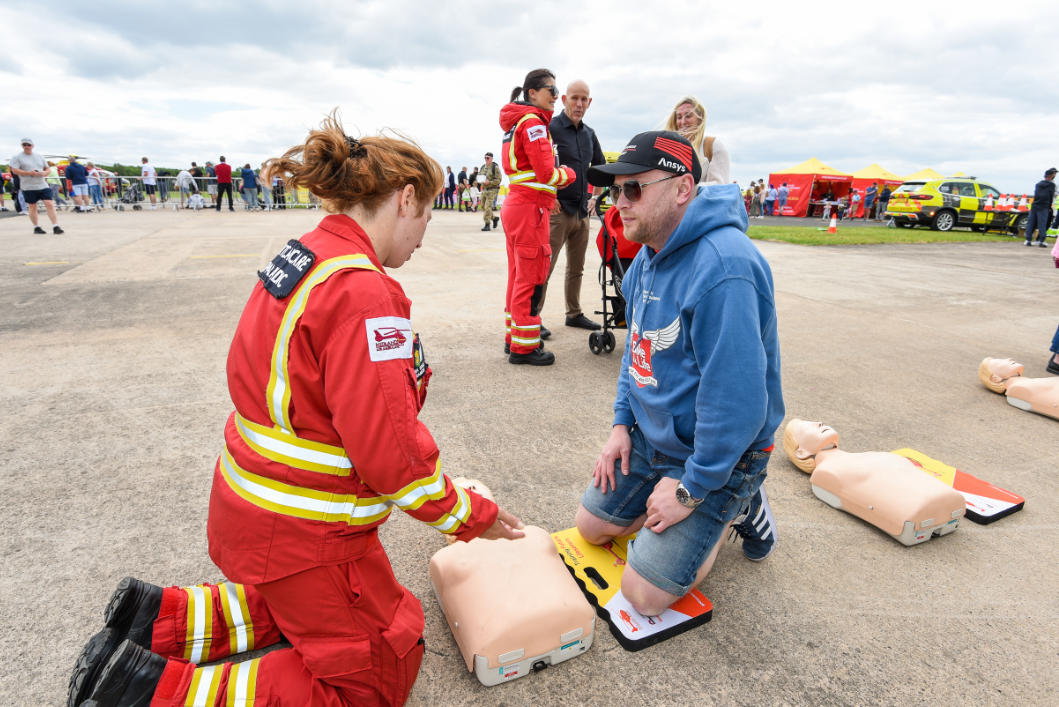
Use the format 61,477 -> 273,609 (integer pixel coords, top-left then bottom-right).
481,224 -> 491,232
1047,356 -> 1059,376
509,348 -> 555,366
34,226 -> 46,234
54,226 -> 64,234
1039,242 -> 1048,248
82,639 -> 166,707
68,578 -> 162,707
540,326 -> 551,340
566,314 -> 601,331
493,217 -> 500,228
1025,241 -> 1033,246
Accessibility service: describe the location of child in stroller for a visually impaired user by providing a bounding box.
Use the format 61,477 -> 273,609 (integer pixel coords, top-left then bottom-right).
590,200 -> 642,354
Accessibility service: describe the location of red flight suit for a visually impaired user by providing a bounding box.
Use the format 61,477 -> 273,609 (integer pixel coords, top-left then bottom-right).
148,215 -> 498,707
499,102 -> 576,353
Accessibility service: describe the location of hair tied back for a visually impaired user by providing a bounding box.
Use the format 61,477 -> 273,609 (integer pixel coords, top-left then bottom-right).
346,135 -> 367,159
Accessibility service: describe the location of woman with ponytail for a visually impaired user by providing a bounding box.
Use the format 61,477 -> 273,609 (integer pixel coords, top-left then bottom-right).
68,111 -> 524,707
498,68 -> 577,366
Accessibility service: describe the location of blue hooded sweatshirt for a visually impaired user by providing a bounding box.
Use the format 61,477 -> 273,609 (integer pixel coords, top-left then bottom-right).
614,184 -> 785,499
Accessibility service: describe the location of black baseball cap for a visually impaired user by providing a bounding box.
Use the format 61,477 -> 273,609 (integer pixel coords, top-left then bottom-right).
1046,167 -> 1057,175
484,152 -> 494,158
587,130 -> 701,187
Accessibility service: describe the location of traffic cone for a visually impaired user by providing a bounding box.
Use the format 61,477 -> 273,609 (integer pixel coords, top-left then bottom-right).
1017,194 -> 1028,212
984,193 -> 994,211
827,214 -> 838,234
1000,194 -> 1012,211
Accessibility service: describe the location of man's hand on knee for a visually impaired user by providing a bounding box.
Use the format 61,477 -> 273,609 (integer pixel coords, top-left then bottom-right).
594,425 -> 631,494
644,477 -> 693,534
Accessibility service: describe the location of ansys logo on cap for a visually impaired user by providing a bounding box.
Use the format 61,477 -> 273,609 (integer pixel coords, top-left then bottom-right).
654,137 -> 693,173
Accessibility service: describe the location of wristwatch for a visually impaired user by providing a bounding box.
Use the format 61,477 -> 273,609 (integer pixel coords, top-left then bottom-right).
675,481 -> 703,509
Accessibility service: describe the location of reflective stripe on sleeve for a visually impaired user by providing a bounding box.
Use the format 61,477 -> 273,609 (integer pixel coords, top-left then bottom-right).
425,483 -> 473,534
225,658 -> 260,707
266,255 -> 379,433
235,413 -> 351,476
382,458 -> 448,510
183,586 -> 212,663
220,447 -> 392,526
218,582 -> 255,655
185,665 -> 223,707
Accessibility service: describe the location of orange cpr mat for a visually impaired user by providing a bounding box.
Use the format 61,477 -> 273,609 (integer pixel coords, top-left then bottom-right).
892,449 -> 1025,524
551,527 -> 712,652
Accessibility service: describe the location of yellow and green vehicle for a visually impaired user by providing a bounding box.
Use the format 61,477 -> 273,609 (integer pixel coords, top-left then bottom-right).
885,178 -> 1027,233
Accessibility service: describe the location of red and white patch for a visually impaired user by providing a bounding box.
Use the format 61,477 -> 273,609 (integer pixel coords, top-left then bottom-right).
526,125 -> 547,142
366,316 -> 413,362
628,316 -> 681,388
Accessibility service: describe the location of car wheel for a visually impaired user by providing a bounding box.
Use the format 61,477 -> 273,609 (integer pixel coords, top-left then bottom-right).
1010,215 -> 1027,235
931,210 -> 956,232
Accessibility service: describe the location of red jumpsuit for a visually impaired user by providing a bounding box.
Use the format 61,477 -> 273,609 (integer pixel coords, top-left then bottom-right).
499,102 -> 576,353
147,215 -> 498,707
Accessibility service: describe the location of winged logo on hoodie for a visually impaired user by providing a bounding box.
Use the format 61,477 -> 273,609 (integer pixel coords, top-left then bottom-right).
628,316 -> 681,388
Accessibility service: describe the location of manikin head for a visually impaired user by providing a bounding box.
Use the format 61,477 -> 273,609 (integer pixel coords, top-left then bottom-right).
978,357 -> 1024,394
783,419 -> 840,473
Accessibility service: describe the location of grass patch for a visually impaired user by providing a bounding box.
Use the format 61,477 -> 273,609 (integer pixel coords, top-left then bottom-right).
747,225 -> 1017,246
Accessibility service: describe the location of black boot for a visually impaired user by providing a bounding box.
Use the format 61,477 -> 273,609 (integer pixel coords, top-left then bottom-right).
509,347 -> 555,366
493,217 -> 500,228
540,325 -> 551,340
481,224 -> 491,232
82,639 -> 166,707
68,578 -> 163,707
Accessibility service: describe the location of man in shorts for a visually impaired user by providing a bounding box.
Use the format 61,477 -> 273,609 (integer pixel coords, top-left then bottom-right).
205,161 -> 217,205
9,139 -> 63,234
65,156 -> 90,212
575,131 -> 784,617
141,157 -> 158,209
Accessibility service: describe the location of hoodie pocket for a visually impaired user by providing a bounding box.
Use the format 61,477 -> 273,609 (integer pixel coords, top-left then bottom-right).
628,397 -> 693,459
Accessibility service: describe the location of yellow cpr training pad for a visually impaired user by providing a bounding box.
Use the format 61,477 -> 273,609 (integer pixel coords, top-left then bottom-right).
551,527 -> 712,652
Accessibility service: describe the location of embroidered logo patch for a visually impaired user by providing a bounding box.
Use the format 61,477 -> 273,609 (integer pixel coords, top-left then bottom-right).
628,316 -> 681,388
258,239 -> 316,299
526,125 -> 547,142
366,317 -> 414,362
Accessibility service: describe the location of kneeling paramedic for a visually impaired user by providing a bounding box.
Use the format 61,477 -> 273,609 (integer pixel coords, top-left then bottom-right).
574,131 -> 785,618
69,115 -> 525,707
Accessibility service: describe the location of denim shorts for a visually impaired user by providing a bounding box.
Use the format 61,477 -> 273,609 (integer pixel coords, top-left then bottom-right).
581,426 -> 771,596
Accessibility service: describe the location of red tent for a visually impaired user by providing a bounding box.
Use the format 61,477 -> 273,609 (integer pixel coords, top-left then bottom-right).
768,158 -> 852,218
850,164 -> 903,218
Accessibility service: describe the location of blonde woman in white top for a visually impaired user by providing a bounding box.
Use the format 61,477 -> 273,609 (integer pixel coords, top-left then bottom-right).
663,95 -> 730,185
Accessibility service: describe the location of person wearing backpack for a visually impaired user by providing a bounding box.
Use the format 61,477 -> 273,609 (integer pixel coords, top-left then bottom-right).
663,96 -> 730,186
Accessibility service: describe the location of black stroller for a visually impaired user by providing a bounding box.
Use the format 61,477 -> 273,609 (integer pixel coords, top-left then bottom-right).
116,180 -> 144,211
588,198 -> 639,355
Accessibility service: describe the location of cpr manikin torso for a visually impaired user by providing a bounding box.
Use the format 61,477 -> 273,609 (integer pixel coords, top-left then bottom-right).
979,357 -> 1059,420
429,480 -> 595,686
783,420 -> 965,546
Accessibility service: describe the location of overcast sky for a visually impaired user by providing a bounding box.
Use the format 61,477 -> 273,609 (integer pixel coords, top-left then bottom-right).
3,0 -> 1057,192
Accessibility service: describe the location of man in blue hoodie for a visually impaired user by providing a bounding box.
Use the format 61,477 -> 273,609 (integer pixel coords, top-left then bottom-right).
575,131 -> 785,617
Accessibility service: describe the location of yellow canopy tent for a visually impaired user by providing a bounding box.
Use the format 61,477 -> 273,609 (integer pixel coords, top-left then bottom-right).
769,158 -> 852,217
948,171 -> 967,177
851,164 -> 904,217
903,167 -> 944,181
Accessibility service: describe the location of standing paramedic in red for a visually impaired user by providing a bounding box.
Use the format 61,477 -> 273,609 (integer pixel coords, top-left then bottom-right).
500,68 -> 576,366
69,114 -> 525,707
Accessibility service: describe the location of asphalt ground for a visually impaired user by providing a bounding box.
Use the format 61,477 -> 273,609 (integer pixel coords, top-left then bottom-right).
2,206 -> 1057,706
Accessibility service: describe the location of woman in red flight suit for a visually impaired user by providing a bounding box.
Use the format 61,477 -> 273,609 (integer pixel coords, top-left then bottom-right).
69,114 -> 525,707
500,68 -> 577,367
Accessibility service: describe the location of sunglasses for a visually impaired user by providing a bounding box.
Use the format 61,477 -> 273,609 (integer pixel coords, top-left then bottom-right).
608,174 -> 678,203
537,84 -> 559,97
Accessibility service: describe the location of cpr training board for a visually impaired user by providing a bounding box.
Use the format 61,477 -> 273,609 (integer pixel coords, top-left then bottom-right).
551,527 -> 712,652
893,448 -> 1025,524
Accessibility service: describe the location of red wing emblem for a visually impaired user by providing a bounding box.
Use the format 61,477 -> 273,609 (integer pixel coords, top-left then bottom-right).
628,315 -> 681,388
374,327 -> 409,344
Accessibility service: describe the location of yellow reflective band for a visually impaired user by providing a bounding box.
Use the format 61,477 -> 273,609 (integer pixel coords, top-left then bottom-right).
383,459 -> 448,511
226,659 -> 260,707
235,413 -> 351,476
266,255 -> 379,433
182,586 -> 213,663
508,171 -> 536,183
509,182 -> 557,194
508,114 -> 540,171
426,483 -> 472,534
218,582 -> 255,655
220,447 -> 392,526
186,665 -> 223,707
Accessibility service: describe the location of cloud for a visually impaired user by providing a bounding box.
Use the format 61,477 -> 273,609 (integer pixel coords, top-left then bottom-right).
3,0 -> 1058,191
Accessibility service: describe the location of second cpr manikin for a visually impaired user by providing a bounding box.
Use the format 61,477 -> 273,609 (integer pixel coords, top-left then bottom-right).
783,420 -> 966,545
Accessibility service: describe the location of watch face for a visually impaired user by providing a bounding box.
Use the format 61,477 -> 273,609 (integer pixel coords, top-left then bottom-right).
676,485 -> 691,506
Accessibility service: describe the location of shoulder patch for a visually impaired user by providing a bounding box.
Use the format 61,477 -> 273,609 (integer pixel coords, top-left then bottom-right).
526,125 -> 547,142
366,316 -> 414,362
259,239 -> 316,299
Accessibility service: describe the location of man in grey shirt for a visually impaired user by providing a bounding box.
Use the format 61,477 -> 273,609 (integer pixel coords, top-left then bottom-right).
9,138 -> 63,234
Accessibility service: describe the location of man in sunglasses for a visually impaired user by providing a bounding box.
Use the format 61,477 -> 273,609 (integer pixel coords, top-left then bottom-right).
574,130 -> 785,617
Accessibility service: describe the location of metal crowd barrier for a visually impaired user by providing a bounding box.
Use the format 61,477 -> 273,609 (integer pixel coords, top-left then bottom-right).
71,174 -> 321,212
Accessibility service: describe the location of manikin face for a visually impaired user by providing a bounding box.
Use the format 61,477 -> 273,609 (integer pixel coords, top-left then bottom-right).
790,420 -> 840,459
675,103 -> 702,132
987,357 -> 1024,382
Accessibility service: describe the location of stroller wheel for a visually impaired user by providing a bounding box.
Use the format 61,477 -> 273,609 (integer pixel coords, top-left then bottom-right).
589,331 -> 603,355
602,330 -> 616,354
133,205 -> 142,211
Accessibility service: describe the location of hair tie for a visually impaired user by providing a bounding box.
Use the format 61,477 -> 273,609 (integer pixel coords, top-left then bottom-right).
346,135 -> 366,159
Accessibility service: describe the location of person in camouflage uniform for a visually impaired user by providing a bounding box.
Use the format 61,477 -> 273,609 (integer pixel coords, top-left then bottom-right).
479,152 -> 502,231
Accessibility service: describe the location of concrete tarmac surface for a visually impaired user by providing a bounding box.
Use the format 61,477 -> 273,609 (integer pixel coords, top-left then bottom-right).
2,207 -> 1056,706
